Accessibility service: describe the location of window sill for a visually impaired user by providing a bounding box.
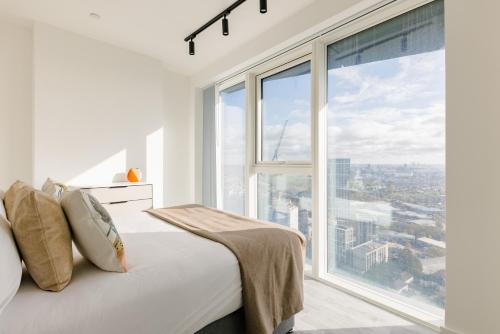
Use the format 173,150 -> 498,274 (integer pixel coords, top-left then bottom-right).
305,272 -> 444,332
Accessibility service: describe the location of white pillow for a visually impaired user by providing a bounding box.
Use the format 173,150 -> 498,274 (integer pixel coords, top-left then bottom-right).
0,215 -> 22,314
61,190 -> 127,273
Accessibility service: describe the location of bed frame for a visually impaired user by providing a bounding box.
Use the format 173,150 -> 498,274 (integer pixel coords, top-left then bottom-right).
196,308 -> 294,334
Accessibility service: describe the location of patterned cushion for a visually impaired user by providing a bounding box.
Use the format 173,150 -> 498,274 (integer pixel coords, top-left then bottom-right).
41,178 -> 68,200
4,181 -> 73,292
61,190 -> 127,272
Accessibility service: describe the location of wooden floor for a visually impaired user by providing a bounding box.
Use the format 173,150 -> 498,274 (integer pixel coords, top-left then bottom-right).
294,278 -> 436,334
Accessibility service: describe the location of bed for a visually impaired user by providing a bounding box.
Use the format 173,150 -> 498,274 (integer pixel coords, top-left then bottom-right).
0,211 -> 295,334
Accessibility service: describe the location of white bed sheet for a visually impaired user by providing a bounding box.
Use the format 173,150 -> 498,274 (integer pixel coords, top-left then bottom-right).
0,211 -> 242,334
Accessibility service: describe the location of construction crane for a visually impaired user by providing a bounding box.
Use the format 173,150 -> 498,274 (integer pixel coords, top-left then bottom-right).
272,120 -> 288,161
269,119 -> 289,221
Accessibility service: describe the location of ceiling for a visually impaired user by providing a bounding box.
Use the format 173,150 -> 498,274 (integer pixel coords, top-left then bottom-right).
0,0 -> 316,75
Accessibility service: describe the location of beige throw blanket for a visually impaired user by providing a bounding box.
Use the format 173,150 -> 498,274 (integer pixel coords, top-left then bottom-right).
146,204 -> 305,334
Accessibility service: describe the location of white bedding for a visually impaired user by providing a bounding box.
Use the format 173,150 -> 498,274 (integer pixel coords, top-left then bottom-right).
0,211 -> 242,334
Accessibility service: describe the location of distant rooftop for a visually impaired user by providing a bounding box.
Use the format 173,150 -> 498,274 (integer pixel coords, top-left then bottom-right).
418,237 -> 446,249
352,240 -> 387,253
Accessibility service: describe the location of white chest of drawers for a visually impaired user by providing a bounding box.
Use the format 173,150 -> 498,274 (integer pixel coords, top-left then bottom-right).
78,183 -> 153,217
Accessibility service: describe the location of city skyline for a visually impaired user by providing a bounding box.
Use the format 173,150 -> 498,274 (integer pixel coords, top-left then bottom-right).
253,158 -> 445,309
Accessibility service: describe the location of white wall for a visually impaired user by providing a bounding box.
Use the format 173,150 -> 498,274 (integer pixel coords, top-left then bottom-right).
33,23 -> 162,188
445,1 -> 500,334
24,22 -> 192,207
163,71 -> 194,205
0,20 -> 194,205
0,19 -> 193,205
0,20 -> 33,190
193,87 -> 204,204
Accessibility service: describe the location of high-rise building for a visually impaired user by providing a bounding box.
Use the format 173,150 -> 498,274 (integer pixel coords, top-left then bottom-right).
351,241 -> 389,273
299,209 -> 313,263
328,159 -> 351,223
288,204 -> 299,230
298,209 -> 311,236
335,159 -> 351,198
356,220 -> 378,245
335,225 -> 354,265
272,200 -> 299,230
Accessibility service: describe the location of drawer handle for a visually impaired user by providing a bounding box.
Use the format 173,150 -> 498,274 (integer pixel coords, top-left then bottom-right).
109,186 -> 128,189
109,201 -> 128,205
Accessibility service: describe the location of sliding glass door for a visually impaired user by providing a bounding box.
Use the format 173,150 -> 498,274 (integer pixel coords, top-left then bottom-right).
326,0 -> 445,312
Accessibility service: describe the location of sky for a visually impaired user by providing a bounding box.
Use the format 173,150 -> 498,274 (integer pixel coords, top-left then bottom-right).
220,49 -> 445,167
220,87 -> 246,213
328,49 -> 445,165
261,62 -> 311,161
221,86 -> 246,166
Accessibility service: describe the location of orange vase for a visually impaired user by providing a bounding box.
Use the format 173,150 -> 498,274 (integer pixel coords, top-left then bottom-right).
127,168 -> 142,182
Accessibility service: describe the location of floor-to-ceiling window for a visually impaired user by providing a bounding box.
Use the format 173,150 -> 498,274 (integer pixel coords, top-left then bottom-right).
215,0 -> 445,325
326,0 -> 445,314
219,82 -> 246,215
256,58 -> 313,265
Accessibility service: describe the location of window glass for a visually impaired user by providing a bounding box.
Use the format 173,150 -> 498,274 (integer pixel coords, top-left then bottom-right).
257,173 -> 312,265
327,0 -> 445,314
220,83 -> 246,215
261,61 -> 311,162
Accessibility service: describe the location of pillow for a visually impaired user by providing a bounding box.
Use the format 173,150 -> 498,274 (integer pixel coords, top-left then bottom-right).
61,190 -> 127,273
41,178 -> 68,200
5,181 -> 73,292
0,215 -> 22,313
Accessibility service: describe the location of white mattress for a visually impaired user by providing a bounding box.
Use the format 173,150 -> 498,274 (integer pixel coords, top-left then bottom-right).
0,212 -> 242,334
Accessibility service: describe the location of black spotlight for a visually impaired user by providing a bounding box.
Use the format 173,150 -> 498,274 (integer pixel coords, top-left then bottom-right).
222,15 -> 229,36
189,39 -> 195,55
260,0 -> 267,13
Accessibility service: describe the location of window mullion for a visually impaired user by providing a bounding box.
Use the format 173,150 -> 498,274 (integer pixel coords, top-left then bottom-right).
214,88 -> 223,211
246,73 -> 257,218
312,40 -> 328,279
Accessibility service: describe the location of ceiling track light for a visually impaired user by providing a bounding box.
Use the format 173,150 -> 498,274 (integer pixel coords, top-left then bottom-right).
260,0 -> 267,14
184,0 -> 267,55
222,15 -> 229,36
189,39 -> 195,55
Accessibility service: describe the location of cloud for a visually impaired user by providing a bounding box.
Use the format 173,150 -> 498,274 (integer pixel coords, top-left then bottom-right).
263,122 -> 311,161
328,103 -> 445,164
329,50 -> 445,109
222,105 -> 246,165
327,51 -> 445,164
221,50 -> 445,166
289,108 -> 310,121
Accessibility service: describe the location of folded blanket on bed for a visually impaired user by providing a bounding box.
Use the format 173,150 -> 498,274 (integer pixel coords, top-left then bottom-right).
146,204 -> 305,334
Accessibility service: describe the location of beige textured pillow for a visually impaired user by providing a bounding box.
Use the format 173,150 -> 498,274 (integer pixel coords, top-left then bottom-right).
61,190 -> 127,273
5,181 -> 73,292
